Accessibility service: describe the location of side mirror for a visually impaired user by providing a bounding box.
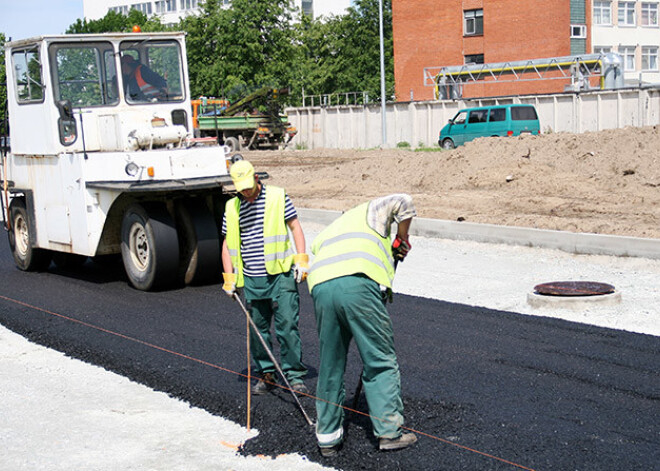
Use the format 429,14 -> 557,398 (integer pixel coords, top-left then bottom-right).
56,100 -> 74,120
448,118 -> 454,124
55,100 -> 77,146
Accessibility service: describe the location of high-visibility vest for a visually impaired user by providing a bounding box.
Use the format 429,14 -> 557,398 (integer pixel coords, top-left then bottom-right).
134,65 -> 161,98
307,202 -> 395,292
225,185 -> 294,288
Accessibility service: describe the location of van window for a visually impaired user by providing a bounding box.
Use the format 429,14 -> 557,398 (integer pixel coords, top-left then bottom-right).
453,111 -> 467,124
468,109 -> 488,123
511,106 -> 538,121
489,108 -> 506,122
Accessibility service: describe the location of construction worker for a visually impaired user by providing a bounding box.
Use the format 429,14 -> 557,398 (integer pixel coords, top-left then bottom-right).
307,194 -> 418,456
120,54 -> 168,102
221,160 -> 309,395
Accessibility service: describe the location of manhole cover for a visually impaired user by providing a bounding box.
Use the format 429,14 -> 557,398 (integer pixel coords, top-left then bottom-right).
533,281 -> 615,297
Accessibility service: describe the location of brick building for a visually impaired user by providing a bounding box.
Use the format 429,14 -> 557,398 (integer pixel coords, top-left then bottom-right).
392,0 -> 592,101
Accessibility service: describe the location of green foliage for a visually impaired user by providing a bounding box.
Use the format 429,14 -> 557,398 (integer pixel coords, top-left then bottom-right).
66,10 -> 165,34
56,0 -> 396,108
396,141 -> 410,148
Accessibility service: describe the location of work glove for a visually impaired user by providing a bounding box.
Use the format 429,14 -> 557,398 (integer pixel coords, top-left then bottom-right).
392,236 -> 411,262
293,253 -> 310,283
222,272 -> 237,297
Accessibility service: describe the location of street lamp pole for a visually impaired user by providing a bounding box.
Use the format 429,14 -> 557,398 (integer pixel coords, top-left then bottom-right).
378,0 -> 387,147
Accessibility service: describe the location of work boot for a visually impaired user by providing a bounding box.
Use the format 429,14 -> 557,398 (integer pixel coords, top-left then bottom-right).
291,381 -> 309,394
253,372 -> 276,395
319,443 -> 342,457
379,432 -> 417,451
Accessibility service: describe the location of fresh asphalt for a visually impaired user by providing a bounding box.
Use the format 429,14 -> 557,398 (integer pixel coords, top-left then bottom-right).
1,228 -> 659,471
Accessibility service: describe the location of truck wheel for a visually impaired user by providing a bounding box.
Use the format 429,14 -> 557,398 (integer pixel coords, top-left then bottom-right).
121,203 -> 180,291
7,198 -> 52,271
224,136 -> 240,153
175,199 -> 221,285
441,138 -> 455,150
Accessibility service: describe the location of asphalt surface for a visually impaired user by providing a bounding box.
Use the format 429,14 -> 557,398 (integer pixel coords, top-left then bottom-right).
1,229 -> 659,470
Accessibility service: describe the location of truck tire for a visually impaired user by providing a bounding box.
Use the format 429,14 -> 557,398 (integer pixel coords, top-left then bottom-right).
121,203 -> 180,291
175,198 -> 221,285
7,198 -> 52,271
224,136 -> 240,153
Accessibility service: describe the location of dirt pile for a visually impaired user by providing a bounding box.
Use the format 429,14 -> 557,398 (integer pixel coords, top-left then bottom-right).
242,125 -> 660,239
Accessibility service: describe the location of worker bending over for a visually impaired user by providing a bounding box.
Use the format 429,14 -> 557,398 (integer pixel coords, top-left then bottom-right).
307,193 -> 418,456
221,160 -> 309,395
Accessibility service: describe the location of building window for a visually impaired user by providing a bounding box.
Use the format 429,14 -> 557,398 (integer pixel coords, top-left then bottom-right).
464,9 -> 483,36
464,54 -> 484,64
619,46 -> 636,70
570,24 -> 587,38
594,46 -> 612,54
642,46 -> 659,70
155,0 -> 177,13
302,0 -> 313,16
594,1 -> 612,25
641,3 -> 659,26
180,0 -> 197,10
130,3 -> 153,15
618,2 -> 636,25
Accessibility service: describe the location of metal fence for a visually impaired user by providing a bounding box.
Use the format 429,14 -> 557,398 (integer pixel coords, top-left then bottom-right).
286,86 -> 660,149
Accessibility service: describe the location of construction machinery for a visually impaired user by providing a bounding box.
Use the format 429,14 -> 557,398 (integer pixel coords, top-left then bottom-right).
1,31 -> 244,291
193,87 -> 297,152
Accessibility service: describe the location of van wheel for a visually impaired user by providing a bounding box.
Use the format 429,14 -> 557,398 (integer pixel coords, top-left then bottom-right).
121,203 -> 180,291
8,198 -> 52,271
441,138 -> 455,150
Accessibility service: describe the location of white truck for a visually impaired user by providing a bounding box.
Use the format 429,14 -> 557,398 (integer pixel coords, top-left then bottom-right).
1,32 -> 240,290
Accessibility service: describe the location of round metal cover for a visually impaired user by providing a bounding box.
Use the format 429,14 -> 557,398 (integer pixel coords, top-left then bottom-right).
533,281 -> 616,297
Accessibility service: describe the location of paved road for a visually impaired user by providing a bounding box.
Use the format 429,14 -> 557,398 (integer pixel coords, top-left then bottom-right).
1,233 -> 659,470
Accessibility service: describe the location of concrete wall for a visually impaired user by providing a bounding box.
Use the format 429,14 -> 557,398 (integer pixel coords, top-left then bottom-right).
286,87 -> 660,149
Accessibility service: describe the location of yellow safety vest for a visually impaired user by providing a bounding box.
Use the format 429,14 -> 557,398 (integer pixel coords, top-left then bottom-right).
307,202 -> 395,292
225,185 -> 294,288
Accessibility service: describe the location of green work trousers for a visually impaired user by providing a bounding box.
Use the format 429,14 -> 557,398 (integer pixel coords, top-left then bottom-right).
243,270 -> 307,383
311,274 -> 404,446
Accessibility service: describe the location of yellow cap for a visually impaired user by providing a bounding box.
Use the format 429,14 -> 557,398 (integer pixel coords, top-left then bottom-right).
229,160 -> 255,192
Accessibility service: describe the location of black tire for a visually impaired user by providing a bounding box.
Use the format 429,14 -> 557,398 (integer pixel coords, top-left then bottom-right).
52,252 -> 88,270
441,138 -> 455,150
120,203 -> 180,291
224,136 -> 240,153
7,198 -> 51,271
175,199 -> 221,285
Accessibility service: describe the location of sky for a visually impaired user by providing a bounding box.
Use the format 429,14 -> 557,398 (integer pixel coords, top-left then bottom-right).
0,0 -> 84,41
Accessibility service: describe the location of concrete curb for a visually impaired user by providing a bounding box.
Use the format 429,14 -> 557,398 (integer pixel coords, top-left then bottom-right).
298,208 -> 660,260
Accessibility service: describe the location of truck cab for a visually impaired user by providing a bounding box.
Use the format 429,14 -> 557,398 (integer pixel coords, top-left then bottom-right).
2,32 -> 238,290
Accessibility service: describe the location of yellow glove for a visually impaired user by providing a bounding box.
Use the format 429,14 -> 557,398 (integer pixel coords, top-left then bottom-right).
293,253 -> 309,283
222,272 -> 237,297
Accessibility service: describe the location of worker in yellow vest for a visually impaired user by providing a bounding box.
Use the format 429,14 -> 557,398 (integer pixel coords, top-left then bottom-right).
221,160 -> 309,395
307,194 -> 418,456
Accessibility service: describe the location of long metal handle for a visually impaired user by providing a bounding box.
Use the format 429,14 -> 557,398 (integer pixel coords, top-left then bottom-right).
233,293 -> 314,426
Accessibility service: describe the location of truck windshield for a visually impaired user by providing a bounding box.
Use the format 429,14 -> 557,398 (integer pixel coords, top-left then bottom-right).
49,42 -> 119,107
119,40 -> 184,104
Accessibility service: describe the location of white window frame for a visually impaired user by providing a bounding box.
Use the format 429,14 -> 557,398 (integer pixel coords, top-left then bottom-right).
642,46 -> 659,70
619,46 -> 636,70
641,3 -> 659,26
594,1 -> 612,25
464,9 -> 483,36
570,24 -> 587,38
618,2 -> 636,26
594,46 -> 612,54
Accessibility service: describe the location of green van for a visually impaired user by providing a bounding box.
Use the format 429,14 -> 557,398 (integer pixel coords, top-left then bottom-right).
438,104 -> 540,149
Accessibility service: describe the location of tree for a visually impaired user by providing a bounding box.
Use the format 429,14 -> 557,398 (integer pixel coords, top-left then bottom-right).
182,0 -> 298,102
66,10 -> 165,34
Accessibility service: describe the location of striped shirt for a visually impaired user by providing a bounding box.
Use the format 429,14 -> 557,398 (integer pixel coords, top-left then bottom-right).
222,185 -> 297,277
